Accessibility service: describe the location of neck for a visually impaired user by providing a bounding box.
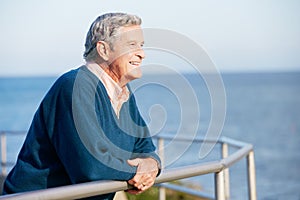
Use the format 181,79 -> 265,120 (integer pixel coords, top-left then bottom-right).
86,61 -> 128,88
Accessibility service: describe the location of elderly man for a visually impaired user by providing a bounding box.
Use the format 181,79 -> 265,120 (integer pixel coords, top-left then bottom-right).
3,13 -> 161,200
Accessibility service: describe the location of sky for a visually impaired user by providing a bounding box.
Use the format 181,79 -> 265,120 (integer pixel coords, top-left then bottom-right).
0,0 -> 300,76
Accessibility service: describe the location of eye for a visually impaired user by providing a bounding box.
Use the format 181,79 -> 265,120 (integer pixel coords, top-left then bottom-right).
129,42 -> 137,47
128,41 -> 144,49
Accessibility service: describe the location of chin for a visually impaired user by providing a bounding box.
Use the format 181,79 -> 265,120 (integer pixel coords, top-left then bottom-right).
127,69 -> 142,81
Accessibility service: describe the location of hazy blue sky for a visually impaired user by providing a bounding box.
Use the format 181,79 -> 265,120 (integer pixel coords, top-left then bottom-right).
0,0 -> 300,76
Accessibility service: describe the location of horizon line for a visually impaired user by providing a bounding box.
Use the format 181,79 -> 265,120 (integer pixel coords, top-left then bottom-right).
0,69 -> 300,78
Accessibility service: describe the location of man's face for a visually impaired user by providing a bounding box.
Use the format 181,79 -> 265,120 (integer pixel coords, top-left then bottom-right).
108,25 -> 145,83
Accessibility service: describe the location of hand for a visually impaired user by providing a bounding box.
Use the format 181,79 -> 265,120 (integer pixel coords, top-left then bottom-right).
126,158 -> 159,194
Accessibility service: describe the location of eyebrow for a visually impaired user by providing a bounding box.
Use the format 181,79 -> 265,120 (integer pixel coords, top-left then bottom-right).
127,40 -> 144,45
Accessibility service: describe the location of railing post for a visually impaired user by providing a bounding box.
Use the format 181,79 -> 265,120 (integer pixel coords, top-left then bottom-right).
1,132 -> 7,176
158,137 -> 165,200
215,170 -> 225,200
247,150 -> 257,200
221,143 -> 230,200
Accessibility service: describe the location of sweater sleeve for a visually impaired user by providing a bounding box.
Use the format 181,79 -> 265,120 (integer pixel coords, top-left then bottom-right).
127,89 -> 162,173
43,70 -> 137,183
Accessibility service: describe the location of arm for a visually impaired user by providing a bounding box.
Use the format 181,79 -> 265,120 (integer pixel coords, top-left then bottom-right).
124,91 -> 161,193
45,70 -> 137,183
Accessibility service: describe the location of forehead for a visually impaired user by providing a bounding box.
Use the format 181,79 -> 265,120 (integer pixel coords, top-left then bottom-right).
116,25 -> 144,42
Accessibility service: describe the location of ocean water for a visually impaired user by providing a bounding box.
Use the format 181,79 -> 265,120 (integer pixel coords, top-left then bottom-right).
0,72 -> 299,199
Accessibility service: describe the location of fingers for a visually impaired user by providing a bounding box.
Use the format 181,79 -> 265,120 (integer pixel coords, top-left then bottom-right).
127,158 -> 159,193
126,188 -> 143,195
126,178 -> 150,195
128,173 -> 155,191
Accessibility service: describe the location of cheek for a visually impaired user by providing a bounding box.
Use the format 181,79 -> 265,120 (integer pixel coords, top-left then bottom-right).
118,53 -> 131,63
112,55 -> 128,67
111,53 -> 134,74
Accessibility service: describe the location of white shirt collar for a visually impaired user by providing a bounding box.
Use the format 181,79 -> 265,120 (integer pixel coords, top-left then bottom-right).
86,62 -> 130,118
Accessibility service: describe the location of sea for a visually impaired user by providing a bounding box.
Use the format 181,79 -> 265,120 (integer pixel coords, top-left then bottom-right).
0,71 -> 299,200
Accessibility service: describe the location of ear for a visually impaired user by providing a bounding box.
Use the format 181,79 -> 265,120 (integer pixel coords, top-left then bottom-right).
96,41 -> 110,61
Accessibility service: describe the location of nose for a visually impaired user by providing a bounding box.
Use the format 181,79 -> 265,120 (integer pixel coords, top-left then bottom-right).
136,48 -> 145,60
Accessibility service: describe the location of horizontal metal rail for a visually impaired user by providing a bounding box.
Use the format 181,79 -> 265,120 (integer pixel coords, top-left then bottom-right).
0,131 -> 256,200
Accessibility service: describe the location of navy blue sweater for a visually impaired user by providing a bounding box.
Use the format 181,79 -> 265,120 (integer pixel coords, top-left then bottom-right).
3,66 -> 160,199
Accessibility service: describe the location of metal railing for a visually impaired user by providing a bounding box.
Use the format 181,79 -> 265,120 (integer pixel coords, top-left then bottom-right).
0,131 -> 26,176
0,131 -> 257,200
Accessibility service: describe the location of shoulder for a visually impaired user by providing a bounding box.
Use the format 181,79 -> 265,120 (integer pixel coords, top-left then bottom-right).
49,67 -> 79,90
50,66 -> 100,94
41,66 -> 90,103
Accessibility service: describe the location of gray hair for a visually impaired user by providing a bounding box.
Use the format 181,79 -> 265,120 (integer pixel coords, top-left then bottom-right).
83,13 -> 142,61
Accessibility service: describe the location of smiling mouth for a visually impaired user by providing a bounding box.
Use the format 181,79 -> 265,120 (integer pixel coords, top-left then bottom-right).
129,61 -> 140,66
